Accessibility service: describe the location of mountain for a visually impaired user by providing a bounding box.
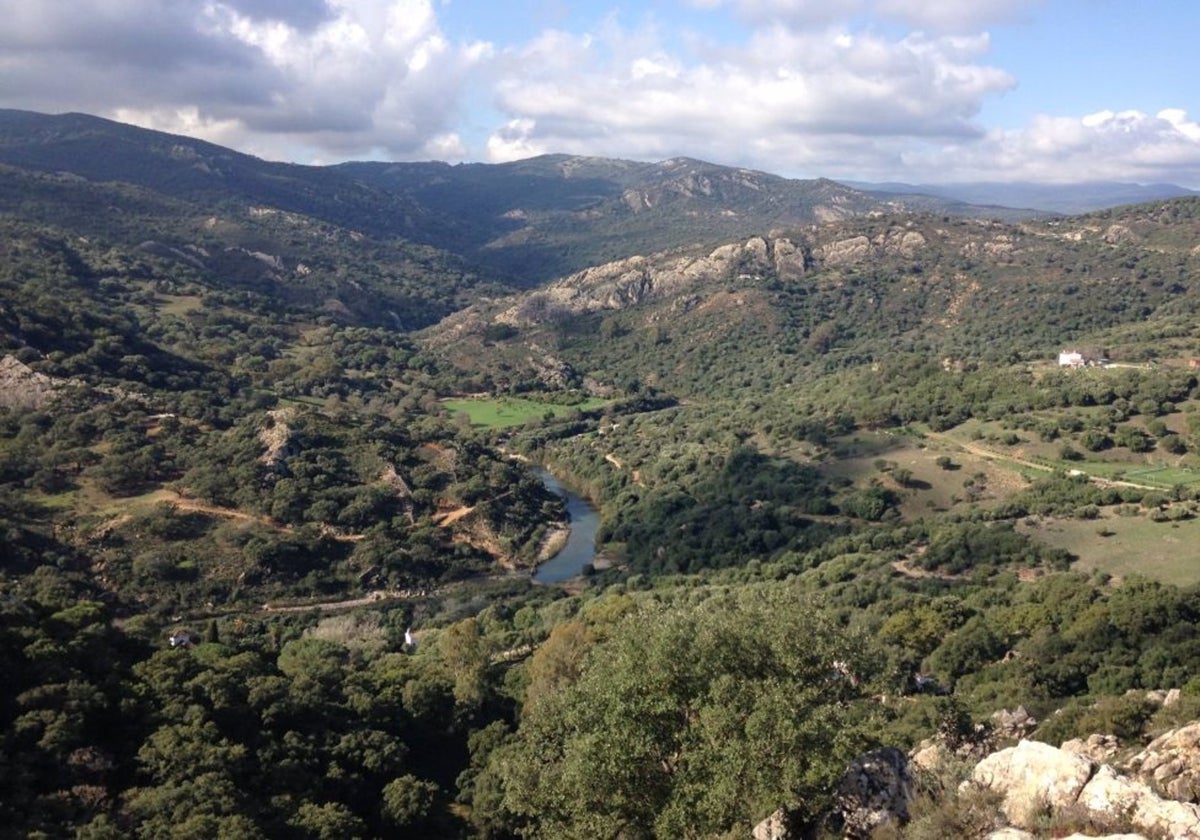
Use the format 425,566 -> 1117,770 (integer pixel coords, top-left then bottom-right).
338,154 -> 935,283
848,178 -> 1200,215
7,108 -> 1200,840
1,108 -> 1016,288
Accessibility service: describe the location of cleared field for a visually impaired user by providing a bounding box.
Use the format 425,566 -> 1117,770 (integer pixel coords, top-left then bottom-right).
824,429 -> 1031,518
1019,514 -> 1200,587
156,294 -> 204,316
1123,466 -> 1200,486
444,396 -> 608,429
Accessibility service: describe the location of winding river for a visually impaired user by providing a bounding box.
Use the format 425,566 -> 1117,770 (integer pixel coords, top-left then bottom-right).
532,469 -> 601,584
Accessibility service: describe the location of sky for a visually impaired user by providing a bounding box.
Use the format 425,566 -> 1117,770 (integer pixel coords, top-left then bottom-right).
2,0 -> 1200,186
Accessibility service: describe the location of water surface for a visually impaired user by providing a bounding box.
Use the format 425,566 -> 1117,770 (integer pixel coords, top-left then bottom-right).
532,468 -> 600,583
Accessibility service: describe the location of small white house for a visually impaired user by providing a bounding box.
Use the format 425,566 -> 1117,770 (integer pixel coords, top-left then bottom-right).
1058,347 -> 1108,368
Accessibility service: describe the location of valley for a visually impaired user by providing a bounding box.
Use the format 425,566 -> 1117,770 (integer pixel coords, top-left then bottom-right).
3,110 -> 1200,838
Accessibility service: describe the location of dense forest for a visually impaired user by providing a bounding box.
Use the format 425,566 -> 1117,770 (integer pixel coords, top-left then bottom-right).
3,111 -> 1200,838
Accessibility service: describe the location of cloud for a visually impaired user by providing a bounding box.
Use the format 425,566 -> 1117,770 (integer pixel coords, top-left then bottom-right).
0,0 -> 485,161
485,18 -> 1013,172
691,0 -> 1040,31
3,0 -> 1198,187
902,109 -> 1200,184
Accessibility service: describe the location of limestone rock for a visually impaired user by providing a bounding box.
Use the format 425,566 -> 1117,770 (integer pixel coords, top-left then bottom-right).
831,746 -> 914,839
751,807 -> 800,840
771,237 -> 810,280
1063,733 -> 1122,764
818,235 -> 872,266
971,739 -> 1096,829
1078,763 -> 1200,839
492,236 -> 787,326
0,355 -> 62,410
1127,721 -> 1200,804
984,830 -> 1035,840
991,706 -> 1037,742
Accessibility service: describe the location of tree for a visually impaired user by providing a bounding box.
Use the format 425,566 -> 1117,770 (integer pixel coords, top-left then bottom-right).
494,586 -> 883,837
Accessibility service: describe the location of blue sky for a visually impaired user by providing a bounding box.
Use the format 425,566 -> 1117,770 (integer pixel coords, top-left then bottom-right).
2,0 -> 1198,185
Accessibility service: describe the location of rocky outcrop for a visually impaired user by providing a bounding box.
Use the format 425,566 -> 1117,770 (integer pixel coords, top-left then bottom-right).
492,235 -> 811,326
990,706 -> 1038,742
258,408 -> 296,474
0,355 -> 64,409
1128,721 -> 1200,803
1062,733 -> 1122,764
831,747 -> 914,838
972,740 -> 1096,828
815,228 -> 926,267
752,807 -> 801,840
1078,764 -> 1200,839
970,739 -> 1200,838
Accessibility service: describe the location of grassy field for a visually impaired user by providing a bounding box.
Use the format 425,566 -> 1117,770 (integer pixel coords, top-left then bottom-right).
444,396 -> 609,429
1019,514 -> 1200,587
155,294 -> 204,317
823,429 -> 1032,518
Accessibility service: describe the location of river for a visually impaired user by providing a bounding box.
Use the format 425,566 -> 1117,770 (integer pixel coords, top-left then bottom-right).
532,468 -> 601,583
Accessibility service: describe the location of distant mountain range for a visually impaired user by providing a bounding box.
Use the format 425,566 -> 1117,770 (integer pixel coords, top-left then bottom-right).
844,179 -> 1200,215
2,107 -> 1196,287
0,108 -> 1103,286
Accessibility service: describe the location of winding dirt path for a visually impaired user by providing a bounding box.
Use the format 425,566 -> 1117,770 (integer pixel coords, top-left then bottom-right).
927,433 -> 1162,492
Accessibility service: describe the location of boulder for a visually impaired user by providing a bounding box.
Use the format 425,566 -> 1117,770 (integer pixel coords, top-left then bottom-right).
751,807 -> 800,840
990,706 -> 1037,742
831,746 -> 914,838
971,740 -> 1096,829
1126,721 -> 1200,804
1063,733 -> 1122,764
1078,763 -> 1200,839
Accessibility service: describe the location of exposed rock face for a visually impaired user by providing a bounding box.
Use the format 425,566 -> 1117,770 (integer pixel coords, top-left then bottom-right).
831,747 -> 914,839
815,228 -> 926,266
818,235 -> 872,266
972,740 -> 1096,828
1079,764 -> 1200,839
972,739 -> 1200,838
492,235 -> 812,326
771,237 -> 810,280
258,408 -> 296,474
0,354 -> 63,409
1062,733 -> 1122,764
751,807 -> 800,840
1127,721 -> 1200,804
991,706 -> 1038,742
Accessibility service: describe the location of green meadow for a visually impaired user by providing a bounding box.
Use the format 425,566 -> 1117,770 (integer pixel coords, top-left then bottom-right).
444,396 -> 609,429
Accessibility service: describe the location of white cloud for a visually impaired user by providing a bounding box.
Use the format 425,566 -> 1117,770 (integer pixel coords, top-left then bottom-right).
3,0 -> 1199,187
484,18 -> 1013,175
873,0 -> 1041,31
901,109 -> 1200,184
0,0 -> 485,161
693,0 -> 1039,31
486,118 -> 548,163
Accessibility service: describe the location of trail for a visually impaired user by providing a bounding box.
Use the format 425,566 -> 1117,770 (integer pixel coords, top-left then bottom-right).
927,433 -> 1163,492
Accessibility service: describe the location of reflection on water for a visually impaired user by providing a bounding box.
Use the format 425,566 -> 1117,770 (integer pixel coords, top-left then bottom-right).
532,468 -> 600,584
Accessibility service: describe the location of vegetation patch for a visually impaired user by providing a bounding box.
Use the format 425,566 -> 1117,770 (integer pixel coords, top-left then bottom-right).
443,395 -> 608,429
1019,513 -> 1200,586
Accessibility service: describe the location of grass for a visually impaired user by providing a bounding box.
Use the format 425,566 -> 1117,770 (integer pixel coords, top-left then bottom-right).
823,430 -> 1031,518
156,294 -> 204,317
1019,514 -> 1200,587
444,396 -> 609,429
1123,466 -> 1200,486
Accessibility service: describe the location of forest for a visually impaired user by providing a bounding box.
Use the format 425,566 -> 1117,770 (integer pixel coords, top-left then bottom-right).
3,113 -> 1200,838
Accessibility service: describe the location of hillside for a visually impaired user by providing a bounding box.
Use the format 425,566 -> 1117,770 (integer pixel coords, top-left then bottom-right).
0,108 -> 1018,287
4,110 -> 1200,838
